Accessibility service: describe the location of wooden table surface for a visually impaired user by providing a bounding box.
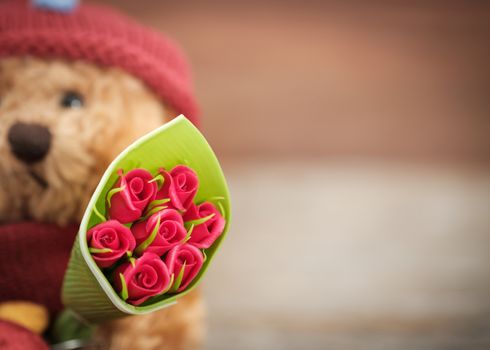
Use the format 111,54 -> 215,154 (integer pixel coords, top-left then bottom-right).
202,160 -> 490,349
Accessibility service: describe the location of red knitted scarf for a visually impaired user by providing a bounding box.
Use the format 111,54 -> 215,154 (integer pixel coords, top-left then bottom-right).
0,222 -> 78,316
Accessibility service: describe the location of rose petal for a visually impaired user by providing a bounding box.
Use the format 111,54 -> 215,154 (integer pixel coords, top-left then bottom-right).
108,169 -> 157,224
114,252 -> 171,305
132,209 -> 187,256
165,244 -> 204,293
184,202 -> 225,249
87,220 -> 135,268
155,166 -> 199,211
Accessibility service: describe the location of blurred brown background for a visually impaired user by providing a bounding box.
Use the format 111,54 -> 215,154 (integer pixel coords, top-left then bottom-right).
98,1 -> 490,349
100,0 -> 490,164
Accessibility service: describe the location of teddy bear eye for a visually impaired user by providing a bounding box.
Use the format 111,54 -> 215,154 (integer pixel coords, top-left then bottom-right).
60,91 -> 84,108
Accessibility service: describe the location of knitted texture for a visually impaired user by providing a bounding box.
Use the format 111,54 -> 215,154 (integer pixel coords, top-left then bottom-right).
0,0 -> 200,126
0,222 -> 78,316
0,320 -> 49,350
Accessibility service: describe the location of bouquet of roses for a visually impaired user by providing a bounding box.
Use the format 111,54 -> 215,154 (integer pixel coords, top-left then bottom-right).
87,165 -> 226,305
61,116 -> 230,323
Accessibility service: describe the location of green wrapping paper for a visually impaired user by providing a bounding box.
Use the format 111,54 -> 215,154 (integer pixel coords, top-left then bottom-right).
62,115 -> 231,323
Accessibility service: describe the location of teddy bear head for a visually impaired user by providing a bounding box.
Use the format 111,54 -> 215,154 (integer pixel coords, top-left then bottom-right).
0,0 -> 200,317
0,0 -> 200,225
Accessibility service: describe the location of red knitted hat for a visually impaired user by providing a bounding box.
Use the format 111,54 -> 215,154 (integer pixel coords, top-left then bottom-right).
0,0 -> 200,126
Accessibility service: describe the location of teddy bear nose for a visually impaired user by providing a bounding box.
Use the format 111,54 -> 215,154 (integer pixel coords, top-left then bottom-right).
7,122 -> 52,164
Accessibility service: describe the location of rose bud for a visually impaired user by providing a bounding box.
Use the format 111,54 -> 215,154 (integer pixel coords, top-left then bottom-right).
165,244 -> 204,293
114,252 -> 171,306
87,220 -> 136,268
107,169 -> 157,224
183,202 -> 226,249
155,165 -> 199,212
132,209 -> 188,256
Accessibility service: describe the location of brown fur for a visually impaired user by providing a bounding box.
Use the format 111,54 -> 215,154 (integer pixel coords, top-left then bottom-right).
0,57 -> 204,349
95,290 -> 205,350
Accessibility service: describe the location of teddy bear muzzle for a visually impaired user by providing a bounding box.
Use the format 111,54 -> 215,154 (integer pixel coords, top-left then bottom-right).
7,122 -> 52,164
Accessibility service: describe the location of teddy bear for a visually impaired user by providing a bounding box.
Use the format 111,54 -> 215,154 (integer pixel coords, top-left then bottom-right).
0,0 -> 205,349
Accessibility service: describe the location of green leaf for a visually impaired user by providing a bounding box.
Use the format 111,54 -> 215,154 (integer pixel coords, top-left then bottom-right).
146,198 -> 170,212
140,205 -> 168,221
183,224 -> 194,243
158,273 -> 175,296
169,262 -> 187,293
185,213 -> 215,229
119,273 -> 128,301
92,205 -> 106,222
135,215 -> 161,255
51,309 -> 95,344
150,198 -> 170,207
88,247 -> 113,254
217,201 -> 226,221
106,186 -> 126,208
149,173 -> 165,189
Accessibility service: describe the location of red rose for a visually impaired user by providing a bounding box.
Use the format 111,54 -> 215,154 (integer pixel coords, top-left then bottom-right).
183,202 -> 225,249
131,209 -> 187,256
87,220 -> 136,268
155,166 -> 198,211
107,169 -> 157,224
114,252 -> 171,306
165,244 -> 204,293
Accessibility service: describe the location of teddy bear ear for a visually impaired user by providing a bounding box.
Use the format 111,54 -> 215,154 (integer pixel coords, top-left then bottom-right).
32,0 -> 79,13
